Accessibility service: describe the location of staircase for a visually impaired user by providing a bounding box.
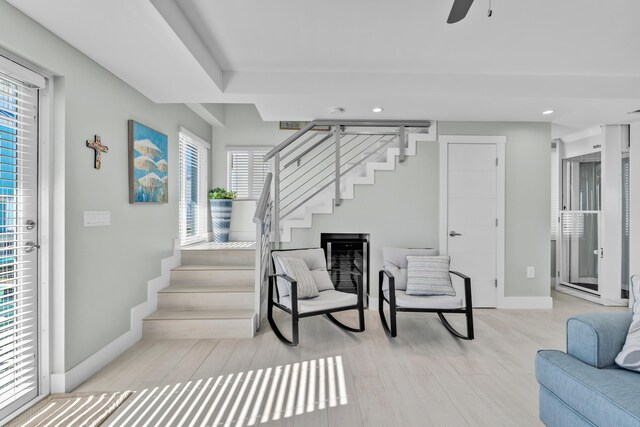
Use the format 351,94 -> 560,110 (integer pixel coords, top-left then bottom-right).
142,244 -> 256,339
265,120 -> 434,243
142,121 -> 433,338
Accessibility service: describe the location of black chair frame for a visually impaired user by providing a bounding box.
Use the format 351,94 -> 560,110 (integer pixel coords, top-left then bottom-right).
267,248 -> 365,346
378,269 -> 474,340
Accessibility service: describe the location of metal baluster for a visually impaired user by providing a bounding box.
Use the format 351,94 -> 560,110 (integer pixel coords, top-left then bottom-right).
335,125 -> 341,206
399,125 -> 406,163
273,153 -> 281,248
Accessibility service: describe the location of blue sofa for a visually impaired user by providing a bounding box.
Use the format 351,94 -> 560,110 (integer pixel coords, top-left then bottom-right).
536,312 -> 640,426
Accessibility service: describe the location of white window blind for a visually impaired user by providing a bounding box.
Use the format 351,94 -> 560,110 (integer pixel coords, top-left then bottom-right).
0,65 -> 41,418
226,147 -> 270,199
551,143 -> 559,239
179,128 -> 209,245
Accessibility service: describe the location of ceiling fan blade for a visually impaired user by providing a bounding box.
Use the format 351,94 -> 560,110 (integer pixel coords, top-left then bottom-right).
447,0 -> 475,24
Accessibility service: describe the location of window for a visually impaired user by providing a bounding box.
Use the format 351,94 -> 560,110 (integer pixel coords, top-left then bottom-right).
226,147 -> 270,199
179,128 -> 209,245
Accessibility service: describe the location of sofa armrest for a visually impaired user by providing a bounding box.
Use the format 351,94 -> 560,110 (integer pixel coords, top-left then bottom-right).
567,312 -> 633,368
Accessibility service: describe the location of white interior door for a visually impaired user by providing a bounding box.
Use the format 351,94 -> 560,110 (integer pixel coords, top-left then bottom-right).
447,143 -> 498,308
0,66 -> 40,419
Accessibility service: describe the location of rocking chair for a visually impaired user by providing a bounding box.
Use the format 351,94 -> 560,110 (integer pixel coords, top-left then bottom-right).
378,247 -> 474,340
268,248 -> 365,346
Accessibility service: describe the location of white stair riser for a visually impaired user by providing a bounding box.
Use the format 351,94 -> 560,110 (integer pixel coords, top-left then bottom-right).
143,318 -> 254,339
158,291 -> 254,310
181,249 -> 255,267
170,269 -> 254,285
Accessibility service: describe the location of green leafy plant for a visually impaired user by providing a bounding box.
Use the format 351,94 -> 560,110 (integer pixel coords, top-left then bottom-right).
208,187 -> 237,200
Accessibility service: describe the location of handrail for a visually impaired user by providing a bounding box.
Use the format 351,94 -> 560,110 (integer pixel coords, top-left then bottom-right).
264,121 -> 317,161
253,172 -> 273,223
264,119 -> 431,161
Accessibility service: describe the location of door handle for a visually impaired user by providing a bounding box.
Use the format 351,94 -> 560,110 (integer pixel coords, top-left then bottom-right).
25,241 -> 40,253
449,231 -> 462,237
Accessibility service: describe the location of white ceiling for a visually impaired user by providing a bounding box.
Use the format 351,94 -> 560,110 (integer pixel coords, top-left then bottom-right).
8,0 -> 640,130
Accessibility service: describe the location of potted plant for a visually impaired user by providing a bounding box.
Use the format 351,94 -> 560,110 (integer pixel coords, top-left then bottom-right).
209,187 -> 237,242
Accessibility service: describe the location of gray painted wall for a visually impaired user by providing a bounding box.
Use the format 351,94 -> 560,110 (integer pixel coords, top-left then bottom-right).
211,106 -> 552,300
0,1 -> 211,370
438,122 -> 551,298
289,122 -> 551,299
211,104 -> 293,189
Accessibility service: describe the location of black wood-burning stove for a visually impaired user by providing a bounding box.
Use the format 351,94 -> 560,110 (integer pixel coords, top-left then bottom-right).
320,233 -> 369,301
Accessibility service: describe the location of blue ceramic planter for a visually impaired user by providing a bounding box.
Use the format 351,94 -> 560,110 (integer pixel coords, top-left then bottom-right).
210,199 -> 233,242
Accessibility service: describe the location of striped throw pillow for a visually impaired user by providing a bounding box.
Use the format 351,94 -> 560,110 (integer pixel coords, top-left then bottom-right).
405,255 -> 455,296
276,257 -> 319,299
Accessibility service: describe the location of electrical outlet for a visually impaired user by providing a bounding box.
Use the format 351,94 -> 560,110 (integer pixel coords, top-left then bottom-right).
527,266 -> 535,279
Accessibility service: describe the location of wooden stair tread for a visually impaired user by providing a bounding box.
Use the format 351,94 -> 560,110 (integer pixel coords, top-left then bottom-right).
145,309 -> 254,321
160,284 -> 253,293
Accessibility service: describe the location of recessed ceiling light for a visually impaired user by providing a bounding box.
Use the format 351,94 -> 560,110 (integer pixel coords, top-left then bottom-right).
372,107 -> 384,113
542,110 -> 555,115
628,109 -> 640,114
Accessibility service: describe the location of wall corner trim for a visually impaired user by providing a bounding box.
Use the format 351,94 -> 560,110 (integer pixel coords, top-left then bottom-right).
50,238 -> 181,393
497,296 -> 553,310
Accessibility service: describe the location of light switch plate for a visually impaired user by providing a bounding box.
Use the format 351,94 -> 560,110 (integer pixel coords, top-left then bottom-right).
84,211 -> 111,227
527,266 -> 535,279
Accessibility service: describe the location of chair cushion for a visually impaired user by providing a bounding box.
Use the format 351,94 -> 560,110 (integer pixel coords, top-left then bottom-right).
536,350 -> 640,427
280,290 -> 358,314
381,247 -> 438,291
272,249 -> 334,298
384,290 -> 463,310
276,256 -> 319,299
405,255 -> 455,296
616,275 -> 640,371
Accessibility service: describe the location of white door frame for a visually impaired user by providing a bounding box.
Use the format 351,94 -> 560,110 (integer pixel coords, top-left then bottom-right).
439,135 -> 506,307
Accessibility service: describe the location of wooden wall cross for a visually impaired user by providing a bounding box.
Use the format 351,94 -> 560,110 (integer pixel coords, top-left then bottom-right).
86,135 -> 109,169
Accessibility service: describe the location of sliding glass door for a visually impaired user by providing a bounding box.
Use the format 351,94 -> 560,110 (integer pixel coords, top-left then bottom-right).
559,153 -> 601,294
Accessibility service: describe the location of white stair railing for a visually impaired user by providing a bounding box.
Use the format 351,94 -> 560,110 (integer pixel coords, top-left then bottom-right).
253,172 -> 273,331
263,120 -> 432,246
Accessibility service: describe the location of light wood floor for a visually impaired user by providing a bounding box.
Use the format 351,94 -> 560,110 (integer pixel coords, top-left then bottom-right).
76,292 -> 627,426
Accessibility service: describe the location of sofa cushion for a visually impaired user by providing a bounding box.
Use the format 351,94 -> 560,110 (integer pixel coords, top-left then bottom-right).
384,290 -> 462,310
539,386 -> 596,427
405,255 -> 455,296
280,290 -> 357,314
536,350 -> 640,427
275,256 -> 319,299
616,275 -> 640,371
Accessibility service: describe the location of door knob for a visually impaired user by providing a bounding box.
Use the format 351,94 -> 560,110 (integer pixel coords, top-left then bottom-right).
449,231 -> 462,237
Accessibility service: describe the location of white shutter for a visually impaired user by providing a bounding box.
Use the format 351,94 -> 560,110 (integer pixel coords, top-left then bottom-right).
0,66 -> 40,418
226,148 -> 270,199
228,151 -> 250,199
179,129 -> 209,245
251,151 -> 270,199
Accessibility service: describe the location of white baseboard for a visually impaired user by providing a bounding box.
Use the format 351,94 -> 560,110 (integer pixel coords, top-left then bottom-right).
50,238 -> 181,392
498,296 -> 553,309
368,297 -> 379,310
